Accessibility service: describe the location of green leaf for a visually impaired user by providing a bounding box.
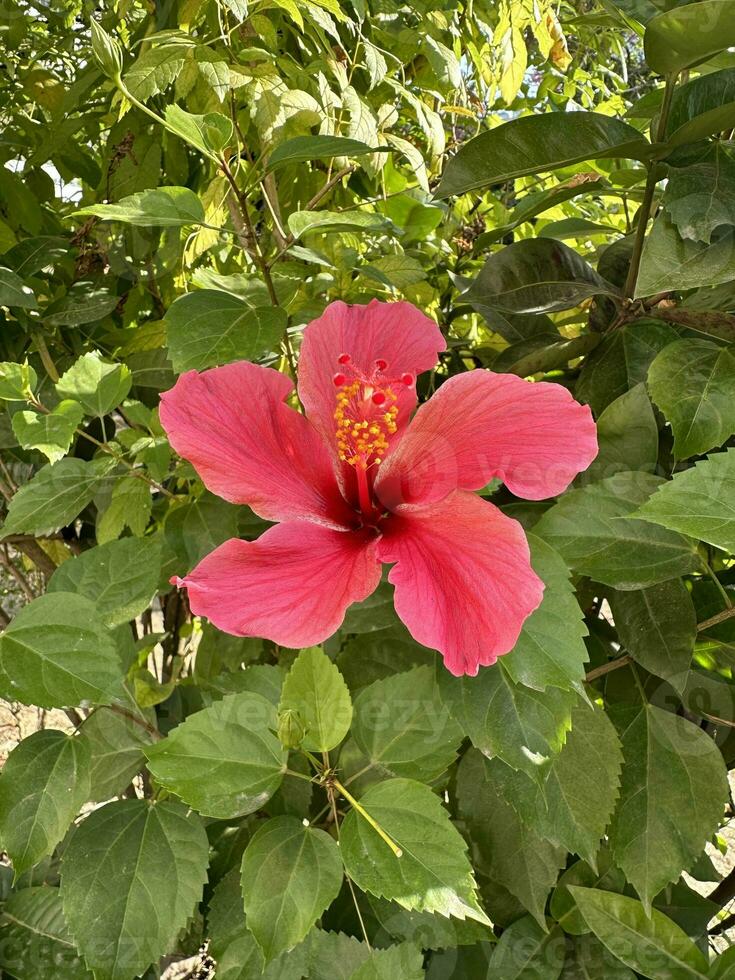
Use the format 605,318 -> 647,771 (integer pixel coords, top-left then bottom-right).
436,112 -> 648,197
538,217 -> 619,240
551,848 -> 627,935
48,537 -> 160,628
665,68 -> 735,148
502,536 -> 589,693
542,703 -> 623,869
439,663 -> 575,783
44,283 -> 119,327
279,646 -> 352,752
568,887 -> 709,979
576,319 -> 678,415
240,816 -> 343,961
636,213 -> 735,296
562,934 -> 637,979
1,457 -> 110,537
609,580 -> 696,690
56,351 -> 132,417
165,290 -> 287,372
644,0 -> 735,76
207,869 -> 309,980
340,777 -> 490,925
534,472 -> 700,590
11,399 -> 83,463
635,448 -> 735,553
123,44 -> 189,100
463,239 -> 618,315
663,143 -> 735,243
486,916 -> 565,979
0,266 -> 38,308
74,186 -> 205,227
79,706 -> 157,802
0,592 -> 124,709
163,104 -> 233,157
0,360 -> 37,401
0,730 -> 91,874
97,474 -> 152,543
579,385 -> 658,484
351,665 -> 463,781
266,135 -> 377,171
61,799 -> 209,980
609,703 -> 728,910
350,943 -> 425,980
144,692 -> 286,818
0,887 -> 93,980
647,338 -> 735,459
287,210 -> 395,239
457,750 -> 565,927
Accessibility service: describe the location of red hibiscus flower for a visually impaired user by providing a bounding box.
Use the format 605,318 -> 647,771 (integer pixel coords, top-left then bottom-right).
159,300 -> 597,675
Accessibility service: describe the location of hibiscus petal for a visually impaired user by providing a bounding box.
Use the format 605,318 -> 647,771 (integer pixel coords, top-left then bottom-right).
375,370 -> 597,509
298,299 -> 446,446
160,362 -> 354,528
175,523 -> 381,648
377,491 -> 544,676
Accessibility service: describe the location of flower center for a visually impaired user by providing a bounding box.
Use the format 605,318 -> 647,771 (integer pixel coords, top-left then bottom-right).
332,354 -> 413,471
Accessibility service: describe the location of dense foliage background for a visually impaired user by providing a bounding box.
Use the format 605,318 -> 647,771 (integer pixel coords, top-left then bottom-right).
2,0 -> 735,977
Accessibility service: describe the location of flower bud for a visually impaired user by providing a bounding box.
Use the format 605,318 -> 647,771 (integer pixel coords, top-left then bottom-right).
277,708 -> 307,750
91,20 -> 123,82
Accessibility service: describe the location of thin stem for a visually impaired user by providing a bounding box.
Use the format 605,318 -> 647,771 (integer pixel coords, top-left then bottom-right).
333,777 -> 403,858
698,607 -> 735,632
106,702 -> 162,740
585,654 -> 632,683
702,559 -> 733,609
284,768 -> 317,783
622,73 -> 677,299
326,782 -> 372,950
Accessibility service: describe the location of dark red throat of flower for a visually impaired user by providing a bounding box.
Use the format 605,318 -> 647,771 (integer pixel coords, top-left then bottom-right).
332,354 -> 414,518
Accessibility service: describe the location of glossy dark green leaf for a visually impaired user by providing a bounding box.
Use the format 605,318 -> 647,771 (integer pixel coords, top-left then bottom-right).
502,536 -> 589,693
0,888 -> 93,980
457,750 -> 565,927
610,580 -> 696,690
663,143 -> 735,243
436,113 -> 648,197
644,0 -> 735,75
463,239 -> 618,315
648,338 -> 735,459
575,319 -> 678,415
165,290 -> 287,372
636,213 -> 735,296
635,448 -> 735,552
609,703 -> 728,910
486,916 -> 565,979
535,472 -> 700,589
665,68 -> 735,148
266,135 -> 377,171
579,385 -> 658,484
439,663 -> 575,782
0,266 -> 38,308
80,705 -> 157,802
569,887 -> 709,979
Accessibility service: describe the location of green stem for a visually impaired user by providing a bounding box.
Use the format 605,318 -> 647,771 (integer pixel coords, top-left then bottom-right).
622,73 -> 677,299
333,777 -> 403,858
702,558 -> 733,609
